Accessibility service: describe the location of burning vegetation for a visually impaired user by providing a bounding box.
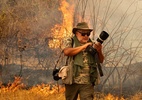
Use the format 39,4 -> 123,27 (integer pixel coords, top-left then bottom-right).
0,0 -> 142,100
0,77 -> 142,100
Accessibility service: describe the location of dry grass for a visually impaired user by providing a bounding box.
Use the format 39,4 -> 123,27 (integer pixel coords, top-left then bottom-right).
0,77 -> 142,100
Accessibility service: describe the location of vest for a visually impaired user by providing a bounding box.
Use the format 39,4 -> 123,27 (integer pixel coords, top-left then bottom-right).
72,36 -> 98,84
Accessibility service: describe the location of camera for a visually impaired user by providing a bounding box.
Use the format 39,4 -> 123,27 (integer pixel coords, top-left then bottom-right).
86,31 -> 109,77
52,68 -> 61,81
86,31 -> 109,55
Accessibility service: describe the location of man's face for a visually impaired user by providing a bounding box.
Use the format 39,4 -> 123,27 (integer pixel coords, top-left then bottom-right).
76,30 -> 91,44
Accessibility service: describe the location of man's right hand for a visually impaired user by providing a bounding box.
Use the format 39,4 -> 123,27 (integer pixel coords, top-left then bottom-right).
82,42 -> 92,50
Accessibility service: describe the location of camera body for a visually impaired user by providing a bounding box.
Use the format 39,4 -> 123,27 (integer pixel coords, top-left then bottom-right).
86,45 -> 97,55
52,68 -> 61,81
86,31 -> 109,55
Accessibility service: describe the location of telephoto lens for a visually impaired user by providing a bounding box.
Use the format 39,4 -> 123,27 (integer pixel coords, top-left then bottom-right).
96,31 -> 109,44
86,31 -> 109,55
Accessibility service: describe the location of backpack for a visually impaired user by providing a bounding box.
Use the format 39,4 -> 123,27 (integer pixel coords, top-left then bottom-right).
52,38 -> 74,84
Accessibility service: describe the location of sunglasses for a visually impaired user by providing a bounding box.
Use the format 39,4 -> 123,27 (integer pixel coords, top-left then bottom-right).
77,31 -> 91,36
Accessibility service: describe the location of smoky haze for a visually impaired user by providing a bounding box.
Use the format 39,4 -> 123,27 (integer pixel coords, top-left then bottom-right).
0,0 -> 63,86
0,0 -> 141,95
74,0 -> 142,63
73,0 -> 142,94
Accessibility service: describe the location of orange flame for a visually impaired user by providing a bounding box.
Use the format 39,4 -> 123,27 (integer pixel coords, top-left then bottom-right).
105,93 -> 125,100
48,0 -> 74,48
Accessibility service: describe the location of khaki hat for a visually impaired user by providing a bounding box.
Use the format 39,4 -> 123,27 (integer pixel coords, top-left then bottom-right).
72,22 -> 93,34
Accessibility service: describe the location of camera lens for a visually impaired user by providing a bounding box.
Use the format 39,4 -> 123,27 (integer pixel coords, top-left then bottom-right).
97,31 -> 109,44
100,31 -> 109,40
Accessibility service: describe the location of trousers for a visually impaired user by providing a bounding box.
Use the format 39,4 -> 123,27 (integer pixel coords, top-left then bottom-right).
65,83 -> 94,100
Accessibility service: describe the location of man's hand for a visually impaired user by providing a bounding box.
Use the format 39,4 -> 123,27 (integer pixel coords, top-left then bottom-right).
93,42 -> 104,63
82,42 -> 92,50
93,42 -> 102,53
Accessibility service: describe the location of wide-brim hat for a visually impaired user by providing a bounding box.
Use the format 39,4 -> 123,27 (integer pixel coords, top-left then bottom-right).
72,22 -> 93,34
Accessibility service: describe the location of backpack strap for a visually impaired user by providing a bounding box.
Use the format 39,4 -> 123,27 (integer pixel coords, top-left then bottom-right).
54,37 -> 74,68
65,37 -> 74,65
71,37 -> 74,47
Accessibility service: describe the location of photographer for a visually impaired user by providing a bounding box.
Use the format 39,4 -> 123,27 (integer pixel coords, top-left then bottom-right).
62,22 -> 104,100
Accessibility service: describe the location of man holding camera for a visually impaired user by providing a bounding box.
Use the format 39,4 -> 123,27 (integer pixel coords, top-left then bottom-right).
62,22 -> 104,100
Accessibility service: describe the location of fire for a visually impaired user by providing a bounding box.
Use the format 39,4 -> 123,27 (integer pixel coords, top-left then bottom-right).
105,93 -> 125,100
48,0 -> 74,48
30,83 -> 65,96
0,80 -> 141,100
0,78 -> 65,96
0,76 -> 25,92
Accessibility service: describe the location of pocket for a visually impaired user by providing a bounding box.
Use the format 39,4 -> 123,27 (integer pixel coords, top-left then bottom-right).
58,66 -> 69,80
62,65 -> 73,84
61,56 -> 74,84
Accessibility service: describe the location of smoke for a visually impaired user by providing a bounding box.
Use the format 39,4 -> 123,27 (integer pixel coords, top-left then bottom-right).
72,0 -> 142,62
0,0 -> 67,85
0,0 -> 142,93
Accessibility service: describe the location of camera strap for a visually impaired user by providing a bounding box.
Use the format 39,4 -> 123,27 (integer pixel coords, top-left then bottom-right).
54,50 -> 63,69
95,53 -> 104,77
65,37 -> 74,66
53,50 -> 63,93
